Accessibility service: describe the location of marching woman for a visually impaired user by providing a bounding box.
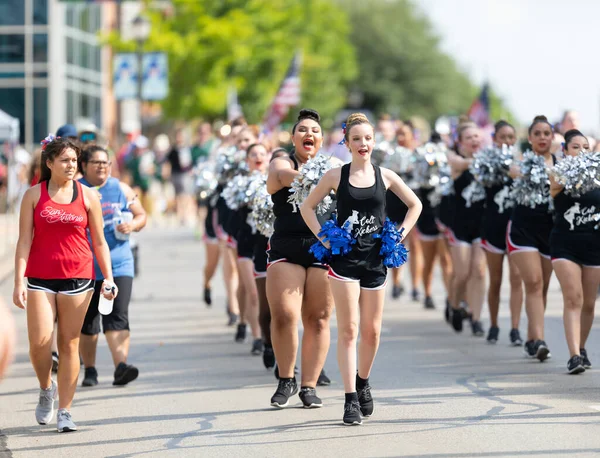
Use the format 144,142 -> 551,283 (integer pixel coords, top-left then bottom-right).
79,145 -> 147,387
447,122 -> 487,335
507,116 -> 556,362
266,109 -> 334,409
480,121 -> 524,345
550,130 -> 599,373
13,136 -> 117,432
202,190 -> 221,307
301,113 -> 422,425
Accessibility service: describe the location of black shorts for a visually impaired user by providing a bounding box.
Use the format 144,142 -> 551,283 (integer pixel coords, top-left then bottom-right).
203,204 -> 218,243
27,278 -> 94,295
550,231 -> 600,267
328,259 -> 387,290
452,218 -> 482,246
507,220 -> 551,259
267,235 -> 328,270
81,277 -> 134,335
253,235 -> 269,278
236,226 -> 255,259
436,195 -> 454,232
481,210 -> 510,254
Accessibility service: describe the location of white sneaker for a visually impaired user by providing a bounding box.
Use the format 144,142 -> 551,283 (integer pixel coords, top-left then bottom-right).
57,409 -> 77,432
35,380 -> 57,425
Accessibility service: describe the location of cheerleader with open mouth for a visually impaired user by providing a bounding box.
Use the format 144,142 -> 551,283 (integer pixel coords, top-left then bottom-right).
301,113 -> 421,426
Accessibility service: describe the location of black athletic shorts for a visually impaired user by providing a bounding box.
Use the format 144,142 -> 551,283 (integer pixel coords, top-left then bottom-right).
203,204 -> 218,243
267,235 -> 328,270
507,219 -> 551,259
550,231 -> 600,267
253,235 -> 269,278
452,218 -> 482,245
328,259 -> 387,290
481,211 -> 510,254
27,278 -> 94,295
81,277 -> 134,335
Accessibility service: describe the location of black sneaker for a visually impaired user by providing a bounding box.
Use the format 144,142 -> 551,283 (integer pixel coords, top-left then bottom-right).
81,367 -> 98,387
581,348 -> 592,369
51,352 -> 59,374
343,400 -> 362,426
113,362 -> 139,386
357,382 -> 373,417
451,308 -> 463,332
411,289 -> 420,302
317,369 -> 331,386
567,355 -> 585,374
299,387 -> 323,408
486,326 -> 499,344
424,296 -> 435,309
274,364 -> 298,380
524,340 -> 536,358
204,287 -> 212,307
444,299 -> 451,323
235,323 -> 247,342
534,340 -> 550,362
251,338 -> 264,355
510,328 -> 523,347
270,378 -> 298,408
391,284 -> 404,299
263,344 -> 275,369
471,320 -> 485,337
227,311 -> 238,327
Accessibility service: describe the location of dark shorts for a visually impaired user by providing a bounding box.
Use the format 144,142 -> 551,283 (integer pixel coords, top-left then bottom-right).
550,231 -> 600,267
416,213 -> 440,241
328,259 -> 387,290
81,277 -> 134,335
236,227 -> 255,260
507,220 -> 551,259
253,235 -> 269,278
267,235 -> 328,270
481,211 -> 510,254
203,204 -> 218,243
452,220 -> 482,246
27,278 -> 94,295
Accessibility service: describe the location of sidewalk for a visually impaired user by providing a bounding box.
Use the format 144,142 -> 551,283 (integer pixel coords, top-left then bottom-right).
0,212 -> 17,283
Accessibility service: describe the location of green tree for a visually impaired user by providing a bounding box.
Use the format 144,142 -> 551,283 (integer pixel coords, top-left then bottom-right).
106,0 -> 356,124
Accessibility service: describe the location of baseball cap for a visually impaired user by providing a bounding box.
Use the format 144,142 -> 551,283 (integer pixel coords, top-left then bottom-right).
134,135 -> 149,149
55,124 -> 78,138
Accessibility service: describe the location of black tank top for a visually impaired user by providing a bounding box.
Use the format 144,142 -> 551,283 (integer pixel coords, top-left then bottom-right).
553,188 -> 600,233
335,164 -> 386,265
453,170 -> 484,217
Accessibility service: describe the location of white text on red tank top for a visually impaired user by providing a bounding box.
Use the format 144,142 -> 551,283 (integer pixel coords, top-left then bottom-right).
40,206 -> 84,224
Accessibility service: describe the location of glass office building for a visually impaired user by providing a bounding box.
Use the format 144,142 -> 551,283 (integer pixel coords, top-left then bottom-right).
0,0 -> 104,147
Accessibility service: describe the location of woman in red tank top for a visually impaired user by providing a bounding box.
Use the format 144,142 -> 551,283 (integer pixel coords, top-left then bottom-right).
13,136 -> 117,433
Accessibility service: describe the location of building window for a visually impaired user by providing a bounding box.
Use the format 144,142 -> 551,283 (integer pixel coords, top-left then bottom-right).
33,88 -> 48,144
33,34 -> 48,63
0,2 -> 25,26
33,0 -> 48,25
0,35 -> 25,64
0,88 -> 25,144
67,37 -> 75,65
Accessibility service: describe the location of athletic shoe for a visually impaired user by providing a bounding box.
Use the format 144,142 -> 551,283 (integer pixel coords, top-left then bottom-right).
81,367 -> 98,387
274,364 -> 298,380
35,380 -> 57,425
471,320 -> 485,337
391,284 -> 404,299
424,296 -> 435,310
451,308 -> 463,332
299,387 -> 323,408
203,287 -> 212,307
357,382 -> 374,417
270,378 -> 298,408
581,348 -> 592,369
343,400 -> 362,426
317,369 -> 331,386
534,340 -> 550,362
235,323 -> 247,342
524,340 -> 536,358
57,409 -> 77,433
263,344 -> 275,369
486,326 -> 499,344
227,311 -> 238,327
510,329 -> 523,347
251,338 -> 264,355
567,355 -> 585,374
444,299 -> 451,323
411,289 -> 420,302
113,362 -> 139,386
51,352 -> 59,374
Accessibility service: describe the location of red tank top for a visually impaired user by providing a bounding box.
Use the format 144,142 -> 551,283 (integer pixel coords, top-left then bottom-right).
25,181 -> 94,280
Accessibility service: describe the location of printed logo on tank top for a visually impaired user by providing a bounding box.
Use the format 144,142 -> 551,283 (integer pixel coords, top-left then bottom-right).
494,186 -> 512,214
40,206 -> 84,224
343,210 -> 379,237
563,203 -> 600,231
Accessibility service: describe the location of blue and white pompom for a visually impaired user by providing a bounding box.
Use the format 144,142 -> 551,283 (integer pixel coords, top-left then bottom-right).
510,151 -> 552,209
372,218 -> 408,268
550,151 -> 600,197
461,180 -> 486,208
381,146 -> 414,175
193,162 -> 218,201
309,214 -> 356,262
470,144 -> 514,187
288,154 -> 335,215
247,176 -> 275,237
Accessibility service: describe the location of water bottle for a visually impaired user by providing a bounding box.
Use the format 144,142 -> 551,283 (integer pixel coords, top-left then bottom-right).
113,206 -> 133,241
98,283 -> 115,315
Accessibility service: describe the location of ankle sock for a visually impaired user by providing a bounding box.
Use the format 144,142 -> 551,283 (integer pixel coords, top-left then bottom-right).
345,392 -> 358,403
356,374 -> 369,390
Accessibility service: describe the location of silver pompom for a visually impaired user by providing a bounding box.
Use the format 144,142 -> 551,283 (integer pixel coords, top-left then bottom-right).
215,147 -> 247,184
288,154 -> 336,215
193,162 -> 218,201
413,142 -> 449,189
461,180 -> 486,208
247,175 -> 275,237
550,151 -> 600,197
221,171 -> 257,210
471,144 -> 514,187
381,146 -> 414,175
371,140 -> 395,166
510,151 -> 552,209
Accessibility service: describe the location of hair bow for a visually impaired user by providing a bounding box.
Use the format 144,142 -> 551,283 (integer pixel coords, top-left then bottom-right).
338,122 -> 347,145
40,133 -> 58,150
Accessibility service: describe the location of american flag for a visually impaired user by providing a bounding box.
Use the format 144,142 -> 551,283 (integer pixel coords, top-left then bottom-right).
468,83 -> 491,127
263,52 -> 302,132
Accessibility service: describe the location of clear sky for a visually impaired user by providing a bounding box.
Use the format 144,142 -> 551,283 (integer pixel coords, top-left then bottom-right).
415,0 -> 600,133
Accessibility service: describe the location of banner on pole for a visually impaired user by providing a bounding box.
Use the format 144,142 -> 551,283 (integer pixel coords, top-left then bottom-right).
113,53 -> 138,101
142,52 -> 169,101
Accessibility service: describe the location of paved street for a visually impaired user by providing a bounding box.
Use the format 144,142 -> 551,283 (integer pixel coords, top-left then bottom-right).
2,227 -> 600,457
